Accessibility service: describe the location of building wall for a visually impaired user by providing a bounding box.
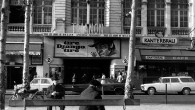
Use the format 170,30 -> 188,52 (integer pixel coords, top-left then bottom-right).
109,0 -> 122,34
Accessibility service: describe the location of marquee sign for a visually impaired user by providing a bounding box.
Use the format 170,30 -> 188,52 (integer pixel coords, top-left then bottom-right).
142,37 -> 177,44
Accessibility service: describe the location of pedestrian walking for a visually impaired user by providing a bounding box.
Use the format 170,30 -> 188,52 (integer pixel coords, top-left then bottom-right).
81,73 -> 87,83
79,80 -> 105,110
101,73 -> 106,84
46,77 -> 65,110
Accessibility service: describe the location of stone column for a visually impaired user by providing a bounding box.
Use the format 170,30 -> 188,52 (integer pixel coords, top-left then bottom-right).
105,0 -> 110,27
190,0 -> 195,37
141,0 -> 147,36
87,0 -> 90,25
165,0 -> 171,37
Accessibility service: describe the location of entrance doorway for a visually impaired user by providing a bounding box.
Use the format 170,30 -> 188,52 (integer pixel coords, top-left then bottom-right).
63,59 -> 111,84
7,66 -> 23,89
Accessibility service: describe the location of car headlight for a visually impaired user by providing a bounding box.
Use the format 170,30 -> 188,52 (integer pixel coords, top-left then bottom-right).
140,85 -> 145,90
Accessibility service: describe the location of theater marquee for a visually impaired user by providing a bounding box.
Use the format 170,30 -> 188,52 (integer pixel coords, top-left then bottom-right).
54,38 -> 121,58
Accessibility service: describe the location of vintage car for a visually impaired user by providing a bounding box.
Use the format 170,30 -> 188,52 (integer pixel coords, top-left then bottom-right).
140,76 -> 195,95
15,77 -> 53,91
64,78 -> 125,95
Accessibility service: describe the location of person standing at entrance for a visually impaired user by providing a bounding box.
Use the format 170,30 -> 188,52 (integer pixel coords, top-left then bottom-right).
79,80 -> 105,110
72,73 -> 76,85
117,72 -> 123,83
46,77 -> 65,110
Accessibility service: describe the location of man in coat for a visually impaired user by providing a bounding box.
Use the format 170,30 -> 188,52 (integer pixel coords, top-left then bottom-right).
46,77 -> 65,110
79,80 -> 105,110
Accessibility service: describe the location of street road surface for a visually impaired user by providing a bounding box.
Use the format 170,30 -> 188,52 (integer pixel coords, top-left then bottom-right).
5,94 -> 195,110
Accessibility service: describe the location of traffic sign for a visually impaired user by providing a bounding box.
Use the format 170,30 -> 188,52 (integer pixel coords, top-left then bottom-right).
46,57 -> 53,64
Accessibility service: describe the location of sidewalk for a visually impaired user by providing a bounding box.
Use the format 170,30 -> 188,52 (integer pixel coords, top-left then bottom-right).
6,104 -> 195,110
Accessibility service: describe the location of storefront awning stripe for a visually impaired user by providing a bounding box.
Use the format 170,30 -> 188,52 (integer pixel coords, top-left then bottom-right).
6,44 -> 41,51
6,43 -> 42,55
6,51 -> 41,55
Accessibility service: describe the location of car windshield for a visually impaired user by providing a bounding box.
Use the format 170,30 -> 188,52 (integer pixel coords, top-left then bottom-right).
31,79 -> 39,84
41,79 -> 50,84
180,78 -> 194,82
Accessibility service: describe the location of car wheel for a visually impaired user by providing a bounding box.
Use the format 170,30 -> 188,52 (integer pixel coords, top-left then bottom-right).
147,87 -> 155,95
114,88 -> 124,95
182,88 -> 190,95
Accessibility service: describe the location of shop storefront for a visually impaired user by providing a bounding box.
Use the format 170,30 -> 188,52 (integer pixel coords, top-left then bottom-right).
138,49 -> 195,83
6,36 -> 43,89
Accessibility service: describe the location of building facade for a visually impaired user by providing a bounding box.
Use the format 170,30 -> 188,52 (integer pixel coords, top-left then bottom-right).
3,0 -> 195,89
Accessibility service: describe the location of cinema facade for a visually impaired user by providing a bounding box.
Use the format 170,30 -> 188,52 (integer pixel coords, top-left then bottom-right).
5,0 -> 195,89
41,32 -> 195,89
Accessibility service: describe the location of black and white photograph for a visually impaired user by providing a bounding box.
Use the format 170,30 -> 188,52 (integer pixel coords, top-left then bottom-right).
1,0 -> 195,110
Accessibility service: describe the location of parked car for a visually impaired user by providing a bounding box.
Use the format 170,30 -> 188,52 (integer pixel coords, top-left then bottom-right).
15,77 -> 53,91
97,78 -> 125,95
140,76 -> 195,95
64,78 -> 125,95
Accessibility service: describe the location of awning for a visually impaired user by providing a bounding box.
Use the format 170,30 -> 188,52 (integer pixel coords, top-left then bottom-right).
6,43 -> 42,55
140,49 -> 195,61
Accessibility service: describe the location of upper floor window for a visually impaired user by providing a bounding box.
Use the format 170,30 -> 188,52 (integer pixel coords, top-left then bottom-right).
123,0 -> 142,27
90,0 -> 105,24
171,0 -> 188,27
71,0 -> 105,25
33,0 -> 53,24
147,0 -> 165,27
9,0 -> 25,23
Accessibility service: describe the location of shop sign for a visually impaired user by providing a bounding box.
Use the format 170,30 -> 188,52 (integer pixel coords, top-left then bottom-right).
145,56 -> 165,60
172,57 -> 188,60
43,33 -> 130,38
54,38 -> 121,58
142,37 -> 177,44
143,56 -> 195,60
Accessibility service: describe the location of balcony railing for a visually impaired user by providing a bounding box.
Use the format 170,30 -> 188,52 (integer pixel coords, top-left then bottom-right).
123,27 -> 142,35
171,28 -> 189,36
72,24 -> 104,34
7,23 -> 52,34
147,27 -> 166,36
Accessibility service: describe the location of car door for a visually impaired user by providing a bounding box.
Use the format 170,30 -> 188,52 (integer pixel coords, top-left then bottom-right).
41,79 -> 52,91
30,79 -> 40,90
170,78 -> 181,92
160,78 -> 171,93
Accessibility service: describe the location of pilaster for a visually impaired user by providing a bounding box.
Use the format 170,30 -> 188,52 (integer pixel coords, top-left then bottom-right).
141,0 -> 147,36
165,0 -> 171,37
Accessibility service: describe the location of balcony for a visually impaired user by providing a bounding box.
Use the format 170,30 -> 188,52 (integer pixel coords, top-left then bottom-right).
7,23 -> 52,34
147,27 -> 166,36
171,28 -> 189,37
